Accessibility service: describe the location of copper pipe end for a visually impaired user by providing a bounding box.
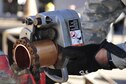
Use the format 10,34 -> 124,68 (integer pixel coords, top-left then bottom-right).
13,38 -> 58,69
13,44 -> 31,69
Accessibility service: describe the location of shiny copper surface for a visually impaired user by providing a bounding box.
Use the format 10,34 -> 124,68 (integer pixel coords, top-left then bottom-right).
33,39 -> 58,66
13,38 -> 58,69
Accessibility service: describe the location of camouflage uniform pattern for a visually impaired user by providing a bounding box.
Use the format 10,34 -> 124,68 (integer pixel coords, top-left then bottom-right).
111,42 -> 126,69
78,0 -> 124,44
77,0 -> 126,69
121,0 -> 126,5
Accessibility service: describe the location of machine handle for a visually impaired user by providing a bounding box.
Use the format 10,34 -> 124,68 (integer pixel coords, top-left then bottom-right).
44,58 -> 69,83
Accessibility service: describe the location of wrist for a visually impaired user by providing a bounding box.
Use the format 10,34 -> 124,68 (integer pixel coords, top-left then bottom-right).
107,51 -> 116,69
95,48 -> 108,66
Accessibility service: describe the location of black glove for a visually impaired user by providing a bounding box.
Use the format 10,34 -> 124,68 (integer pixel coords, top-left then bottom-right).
62,44 -> 103,75
44,44 -> 105,83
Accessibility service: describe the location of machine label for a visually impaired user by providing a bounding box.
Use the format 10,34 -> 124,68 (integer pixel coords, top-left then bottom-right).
68,19 -> 83,46
69,19 -> 79,31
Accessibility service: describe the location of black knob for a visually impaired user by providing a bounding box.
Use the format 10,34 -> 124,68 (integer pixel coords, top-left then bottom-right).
25,18 -> 33,25
46,16 -> 52,24
34,18 -> 42,25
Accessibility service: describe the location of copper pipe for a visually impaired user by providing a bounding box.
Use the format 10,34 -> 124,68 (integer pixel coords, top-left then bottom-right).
33,39 -> 58,67
13,44 -> 31,69
13,38 -> 58,69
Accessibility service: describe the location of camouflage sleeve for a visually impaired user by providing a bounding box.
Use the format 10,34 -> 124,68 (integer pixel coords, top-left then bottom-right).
121,0 -> 126,6
79,0 -> 125,44
111,42 -> 126,69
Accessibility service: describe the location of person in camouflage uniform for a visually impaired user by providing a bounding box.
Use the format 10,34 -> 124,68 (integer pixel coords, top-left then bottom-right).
62,0 -> 126,75
80,0 -> 125,44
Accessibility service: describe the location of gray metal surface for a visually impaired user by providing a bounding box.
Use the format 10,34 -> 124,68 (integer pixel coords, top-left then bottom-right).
20,9 -> 83,82
35,9 -> 83,47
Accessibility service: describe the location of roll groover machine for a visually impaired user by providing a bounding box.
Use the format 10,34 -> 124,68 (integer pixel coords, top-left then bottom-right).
12,9 -> 84,83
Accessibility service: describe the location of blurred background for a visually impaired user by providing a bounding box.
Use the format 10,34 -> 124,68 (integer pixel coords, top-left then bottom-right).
0,0 -> 125,64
